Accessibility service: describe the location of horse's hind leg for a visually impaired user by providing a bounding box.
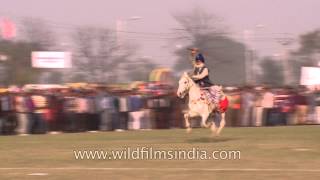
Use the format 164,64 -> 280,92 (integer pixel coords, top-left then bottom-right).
216,112 -> 226,136
210,121 -> 217,137
210,112 -> 217,136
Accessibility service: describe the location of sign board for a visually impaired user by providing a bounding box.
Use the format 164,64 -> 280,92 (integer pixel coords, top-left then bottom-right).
23,84 -> 67,90
300,67 -> 320,85
32,51 -> 72,68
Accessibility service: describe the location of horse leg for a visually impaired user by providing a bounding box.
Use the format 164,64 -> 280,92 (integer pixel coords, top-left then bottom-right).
184,113 -> 192,133
216,112 -> 226,136
209,111 -> 218,136
210,120 -> 217,137
184,111 -> 199,133
201,113 -> 210,128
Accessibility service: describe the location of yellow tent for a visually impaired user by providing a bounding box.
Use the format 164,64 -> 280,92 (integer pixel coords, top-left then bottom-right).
149,68 -> 172,82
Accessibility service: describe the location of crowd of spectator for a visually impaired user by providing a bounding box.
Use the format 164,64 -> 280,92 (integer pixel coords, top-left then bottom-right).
226,85 -> 320,127
0,83 -> 319,136
0,83 -> 184,135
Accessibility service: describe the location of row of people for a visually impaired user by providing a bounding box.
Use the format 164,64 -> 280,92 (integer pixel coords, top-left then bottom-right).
0,88 -> 178,135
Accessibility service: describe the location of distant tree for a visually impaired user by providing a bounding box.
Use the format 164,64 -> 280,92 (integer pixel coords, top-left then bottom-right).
283,29 -> 320,85
20,18 -> 57,49
257,57 -> 284,86
172,7 -> 246,85
0,40 -> 42,85
292,29 -> 320,66
124,57 -> 157,82
71,26 -> 137,83
295,30 -> 320,55
19,18 -> 60,84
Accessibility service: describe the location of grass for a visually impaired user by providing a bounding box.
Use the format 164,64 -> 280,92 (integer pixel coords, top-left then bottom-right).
0,126 -> 320,179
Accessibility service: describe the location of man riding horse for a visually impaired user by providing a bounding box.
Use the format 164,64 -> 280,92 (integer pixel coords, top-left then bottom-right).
188,48 -> 223,106
189,48 -> 213,88
176,48 -> 228,135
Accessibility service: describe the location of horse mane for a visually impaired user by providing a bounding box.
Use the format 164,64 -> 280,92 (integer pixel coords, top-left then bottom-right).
183,72 -> 191,78
182,72 -> 195,85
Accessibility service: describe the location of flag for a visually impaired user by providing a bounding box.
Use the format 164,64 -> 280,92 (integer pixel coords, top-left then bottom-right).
0,17 -> 16,40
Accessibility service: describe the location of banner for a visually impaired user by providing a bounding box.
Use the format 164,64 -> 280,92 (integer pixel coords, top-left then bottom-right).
32,51 -> 72,68
300,67 -> 320,85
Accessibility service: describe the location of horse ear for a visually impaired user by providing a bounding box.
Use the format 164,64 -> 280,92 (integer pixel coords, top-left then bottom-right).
183,72 -> 188,77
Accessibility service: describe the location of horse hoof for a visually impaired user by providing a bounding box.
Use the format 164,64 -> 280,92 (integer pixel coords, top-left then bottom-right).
211,133 -> 220,137
202,123 -> 210,128
206,122 -> 213,128
186,128 -> 192,133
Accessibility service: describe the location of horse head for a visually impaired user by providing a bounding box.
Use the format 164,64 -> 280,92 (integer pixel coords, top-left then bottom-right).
177,72 -> 193,98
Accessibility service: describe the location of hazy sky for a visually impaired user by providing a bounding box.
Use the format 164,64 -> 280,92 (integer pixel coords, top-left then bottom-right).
0,0 -> 320,67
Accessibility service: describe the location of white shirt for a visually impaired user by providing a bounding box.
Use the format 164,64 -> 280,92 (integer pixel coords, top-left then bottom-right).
261,92 -> 274,108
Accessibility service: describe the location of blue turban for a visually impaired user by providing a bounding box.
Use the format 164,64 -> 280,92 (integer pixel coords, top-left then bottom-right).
195,53 -> 205,63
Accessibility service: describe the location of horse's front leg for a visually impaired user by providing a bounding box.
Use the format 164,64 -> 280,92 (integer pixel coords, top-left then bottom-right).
184,113 -> 192,133
216,112 -> 226,136
184,111 -> 199,133
201,113 -> 210,128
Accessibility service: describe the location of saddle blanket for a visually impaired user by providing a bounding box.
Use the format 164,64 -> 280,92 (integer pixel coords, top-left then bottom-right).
200,88 -> 229,113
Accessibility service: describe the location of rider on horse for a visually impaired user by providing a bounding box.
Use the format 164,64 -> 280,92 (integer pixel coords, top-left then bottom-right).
189,48 -> 226,110
189,48 -> 213,87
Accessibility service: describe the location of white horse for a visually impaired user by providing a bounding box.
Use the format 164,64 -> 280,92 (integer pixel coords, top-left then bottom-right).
177,72 -> 226,136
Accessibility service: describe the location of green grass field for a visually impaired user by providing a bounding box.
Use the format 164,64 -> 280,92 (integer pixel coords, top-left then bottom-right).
0,126 -> 320,180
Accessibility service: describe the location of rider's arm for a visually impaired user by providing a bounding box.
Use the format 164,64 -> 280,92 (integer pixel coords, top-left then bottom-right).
192,68 -> 209,80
